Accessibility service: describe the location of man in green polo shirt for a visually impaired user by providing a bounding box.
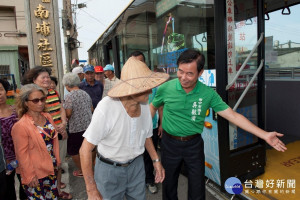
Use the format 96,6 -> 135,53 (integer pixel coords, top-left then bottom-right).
150,48 -> 287,200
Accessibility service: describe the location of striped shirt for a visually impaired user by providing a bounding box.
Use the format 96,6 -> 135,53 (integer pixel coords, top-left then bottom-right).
45,89 -> 62,125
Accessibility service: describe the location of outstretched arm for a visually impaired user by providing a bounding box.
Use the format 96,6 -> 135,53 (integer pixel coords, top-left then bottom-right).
217,107 -> 287,152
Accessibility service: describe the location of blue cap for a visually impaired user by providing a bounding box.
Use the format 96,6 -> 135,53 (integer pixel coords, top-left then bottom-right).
104,64 -> 114,72
83,65 -> 94,73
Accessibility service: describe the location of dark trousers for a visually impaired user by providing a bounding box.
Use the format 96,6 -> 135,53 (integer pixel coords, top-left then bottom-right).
17,173 -> 27,200
0,169 -> 7,200
161,131 -> 205,200
143,128 -> 159,184
1,169 -> 16,200
0,170 -> 26,200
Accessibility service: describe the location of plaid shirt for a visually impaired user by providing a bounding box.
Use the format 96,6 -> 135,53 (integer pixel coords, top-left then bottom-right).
102,76 -> 120,98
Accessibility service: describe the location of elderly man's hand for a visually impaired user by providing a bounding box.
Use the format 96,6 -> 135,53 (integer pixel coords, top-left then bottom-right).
87,190 -> 103,200
153,161 -> 165,183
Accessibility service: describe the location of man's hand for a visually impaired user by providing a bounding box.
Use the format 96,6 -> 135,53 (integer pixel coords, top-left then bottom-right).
87,189 -> 103,200
158,124 -> 163,138
265,132 -> 287,152
153,161 -> 165,183
145,137 -> 164,182
218,108 -> 287,153
28,176 -> 39,188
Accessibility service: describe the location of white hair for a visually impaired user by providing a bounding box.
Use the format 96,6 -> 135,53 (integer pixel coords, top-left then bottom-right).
62,73 -> 80,88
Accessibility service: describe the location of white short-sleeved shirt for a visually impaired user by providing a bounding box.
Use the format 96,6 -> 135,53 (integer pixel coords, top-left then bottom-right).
83,96 -> 153,163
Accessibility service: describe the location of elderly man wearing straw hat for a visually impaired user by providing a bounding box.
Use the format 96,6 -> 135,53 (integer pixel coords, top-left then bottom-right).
80,57 -> 168,200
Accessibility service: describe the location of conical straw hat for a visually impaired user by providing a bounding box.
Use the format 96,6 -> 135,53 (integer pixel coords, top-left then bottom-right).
108,57 -> 169,98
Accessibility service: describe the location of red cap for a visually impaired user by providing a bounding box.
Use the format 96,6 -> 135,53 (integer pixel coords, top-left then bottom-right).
94,66 -> 103,73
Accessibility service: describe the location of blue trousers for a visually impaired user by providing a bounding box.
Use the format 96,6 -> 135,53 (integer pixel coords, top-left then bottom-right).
94,155 -> 146,200
161,132 -> 205,200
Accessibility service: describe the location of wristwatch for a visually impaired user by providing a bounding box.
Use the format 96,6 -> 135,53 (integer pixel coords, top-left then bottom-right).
152,158 -> 160,163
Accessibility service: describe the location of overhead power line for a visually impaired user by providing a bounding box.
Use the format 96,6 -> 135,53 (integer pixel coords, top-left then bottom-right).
80,9 -> 106,27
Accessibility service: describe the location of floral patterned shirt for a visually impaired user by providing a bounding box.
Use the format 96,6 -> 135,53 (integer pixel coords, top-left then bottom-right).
37,120 -> 57,169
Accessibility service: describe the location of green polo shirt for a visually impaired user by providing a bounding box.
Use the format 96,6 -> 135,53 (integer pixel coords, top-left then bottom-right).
152,78 -> 229,136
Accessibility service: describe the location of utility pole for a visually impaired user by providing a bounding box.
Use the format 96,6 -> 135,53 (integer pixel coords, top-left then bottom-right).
62,0 -> 79,72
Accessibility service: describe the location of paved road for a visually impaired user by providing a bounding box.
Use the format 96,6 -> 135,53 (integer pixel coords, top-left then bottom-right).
15,157 -> 226,200
65,157 -> 223,200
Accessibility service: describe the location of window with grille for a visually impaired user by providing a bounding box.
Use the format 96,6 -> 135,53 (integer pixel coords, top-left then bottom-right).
0,65 -> 10,78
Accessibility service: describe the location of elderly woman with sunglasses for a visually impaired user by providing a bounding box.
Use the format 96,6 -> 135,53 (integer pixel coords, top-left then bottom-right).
11,84 -> 61,199
22,66 -> 72,199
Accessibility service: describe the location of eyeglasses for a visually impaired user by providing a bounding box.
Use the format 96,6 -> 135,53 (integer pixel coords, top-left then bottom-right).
26,97 -> 47,104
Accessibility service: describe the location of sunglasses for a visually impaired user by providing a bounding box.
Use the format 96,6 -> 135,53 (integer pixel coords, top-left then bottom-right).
26,97 -> 47,104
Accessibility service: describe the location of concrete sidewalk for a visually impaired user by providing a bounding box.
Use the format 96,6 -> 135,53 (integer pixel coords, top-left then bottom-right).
66,158 -> 224,200
15,157 -> 228,200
